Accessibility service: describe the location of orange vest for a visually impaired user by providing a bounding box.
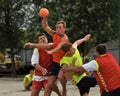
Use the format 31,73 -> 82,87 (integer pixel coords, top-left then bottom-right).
34,48 -> 52,76
94,53 -> 120,92
52,33 -> 68,63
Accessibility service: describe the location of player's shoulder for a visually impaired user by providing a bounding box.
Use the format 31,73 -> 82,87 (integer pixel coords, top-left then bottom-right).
62,34 -> 69,42
33,48 -> 39,53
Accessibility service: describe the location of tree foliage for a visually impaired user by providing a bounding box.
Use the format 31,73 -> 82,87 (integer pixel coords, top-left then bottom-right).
35,0 -> 118,54
0,0 -> 37,77
0,0 -> 118,77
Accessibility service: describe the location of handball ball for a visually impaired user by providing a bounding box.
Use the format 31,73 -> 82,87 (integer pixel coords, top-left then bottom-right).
39,8 -> 49,18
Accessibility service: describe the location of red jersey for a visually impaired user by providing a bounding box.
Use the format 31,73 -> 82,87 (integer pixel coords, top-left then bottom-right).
34,48 -> 52,76
94,53 -> 120,92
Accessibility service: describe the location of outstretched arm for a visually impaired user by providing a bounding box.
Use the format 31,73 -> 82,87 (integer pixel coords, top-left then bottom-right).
24,42 -> 53,50
73,34 -> 91,48
63,60 -> 98,75
64,66 -> 87,75
42,18 -> 55,36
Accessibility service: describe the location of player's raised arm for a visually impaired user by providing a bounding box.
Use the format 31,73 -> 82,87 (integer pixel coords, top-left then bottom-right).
42,18 -> 55,37
73,34 -> 91,48
39,8 -> 54,37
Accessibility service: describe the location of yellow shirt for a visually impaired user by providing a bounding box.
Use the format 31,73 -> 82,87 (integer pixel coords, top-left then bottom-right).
23,74 -> 33,87
60,49 -> 86,84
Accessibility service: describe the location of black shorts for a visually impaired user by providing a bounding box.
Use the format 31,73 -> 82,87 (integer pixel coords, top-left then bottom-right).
101,88 -> 120,96
48,62 -> 61,76
76,76 -> 97,96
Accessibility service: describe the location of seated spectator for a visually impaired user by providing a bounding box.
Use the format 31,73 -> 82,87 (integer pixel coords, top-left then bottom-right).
23,69 -> 34,90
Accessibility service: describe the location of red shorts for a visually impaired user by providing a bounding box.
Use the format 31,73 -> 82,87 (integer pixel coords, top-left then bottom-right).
32,80 -> 48,90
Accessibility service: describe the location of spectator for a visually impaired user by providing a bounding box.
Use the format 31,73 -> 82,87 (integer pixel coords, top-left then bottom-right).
23,69 -> 34,90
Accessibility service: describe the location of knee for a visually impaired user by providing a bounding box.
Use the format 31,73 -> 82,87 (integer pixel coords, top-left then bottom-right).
46,83 -> 53,90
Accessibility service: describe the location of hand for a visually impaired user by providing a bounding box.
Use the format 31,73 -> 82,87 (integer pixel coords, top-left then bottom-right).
64,71 -> 72,80
69,66 -> 86,75
61,66 -> 73,73
41,68 -> 48,76
59,69 -> 71,80
46,50 -> 52,54
84,34 -> 91,41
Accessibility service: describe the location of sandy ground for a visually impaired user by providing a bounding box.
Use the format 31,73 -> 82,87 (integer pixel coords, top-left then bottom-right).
0,77 -> 100,96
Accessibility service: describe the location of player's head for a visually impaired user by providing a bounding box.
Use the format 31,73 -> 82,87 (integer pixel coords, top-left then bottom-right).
37,32 -> 48,43
62,43 -> 75,56
96,44 -> 107,56
55,20 -> 66,35
29,69 -> 34,76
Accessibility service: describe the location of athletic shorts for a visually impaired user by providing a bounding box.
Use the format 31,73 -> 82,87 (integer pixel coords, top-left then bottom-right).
101,87 -> 120,96
76,76 -> 97,96
48,62 -> 61,76
32,80 -> 48,90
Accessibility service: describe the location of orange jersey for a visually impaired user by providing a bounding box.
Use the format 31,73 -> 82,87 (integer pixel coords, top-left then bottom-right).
52,33 -> 69,63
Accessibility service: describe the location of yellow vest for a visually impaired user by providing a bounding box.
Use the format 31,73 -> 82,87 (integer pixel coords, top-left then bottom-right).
60,49 -> 86,84
23,74 -> 33,87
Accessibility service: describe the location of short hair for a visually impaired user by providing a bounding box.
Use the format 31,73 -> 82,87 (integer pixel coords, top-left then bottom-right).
96,44 -> 107,55
56,20 -> 66,28
61,43 -> 72,53
36,32 -> 46,39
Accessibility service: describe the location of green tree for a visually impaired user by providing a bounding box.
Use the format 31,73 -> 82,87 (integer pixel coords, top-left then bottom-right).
22,0 -> 118,56
38,0 -> 118,55
0,0 -> 34,77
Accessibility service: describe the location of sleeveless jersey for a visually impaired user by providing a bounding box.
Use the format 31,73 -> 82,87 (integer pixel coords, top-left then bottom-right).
94,53 -> 120,92
34,48 -> 52,76
52,33 -> 68,63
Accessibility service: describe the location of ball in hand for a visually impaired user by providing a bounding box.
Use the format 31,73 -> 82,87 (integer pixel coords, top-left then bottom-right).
39,8 -> 49,18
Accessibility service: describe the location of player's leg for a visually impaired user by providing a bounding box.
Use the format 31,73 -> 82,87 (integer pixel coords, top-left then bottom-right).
44,75 -> 61,96
58,70 -> 67,96
44,62 -> 61,96
31,81 -> 42,96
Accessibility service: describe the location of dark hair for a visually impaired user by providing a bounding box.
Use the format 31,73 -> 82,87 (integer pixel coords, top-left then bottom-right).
36,32 -> 46,39
96,44 -> 107,55
61,43 -> 72,53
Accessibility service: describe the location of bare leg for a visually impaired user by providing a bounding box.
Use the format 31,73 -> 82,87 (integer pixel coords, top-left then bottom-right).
31,88 -> 40,96
83,93 -> 89,96
58,70 -> 67,96
44,76 -> 61,96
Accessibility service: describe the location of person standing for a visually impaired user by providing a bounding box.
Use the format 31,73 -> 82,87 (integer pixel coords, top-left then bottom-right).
63,44 -> 120,96
42,17 -> 69,96
25,33 -> 61,96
